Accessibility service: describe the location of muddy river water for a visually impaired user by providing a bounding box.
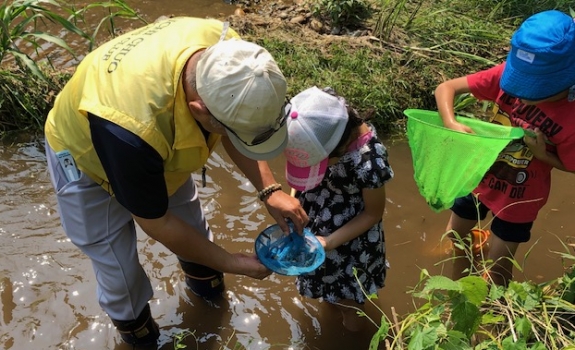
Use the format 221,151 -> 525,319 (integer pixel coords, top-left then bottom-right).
1,1 -> 575,349
2,138 -> 574,350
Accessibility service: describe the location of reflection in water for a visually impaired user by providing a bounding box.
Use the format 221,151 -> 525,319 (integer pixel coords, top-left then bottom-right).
1,276 -> 16,326
2,138 -> 575,349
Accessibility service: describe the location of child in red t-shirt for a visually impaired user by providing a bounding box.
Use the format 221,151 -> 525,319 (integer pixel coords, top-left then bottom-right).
434,10 -> 575,286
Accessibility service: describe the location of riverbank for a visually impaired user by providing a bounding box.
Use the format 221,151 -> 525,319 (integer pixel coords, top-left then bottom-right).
1,0 -> 572,137
223,0 -> 515,134
0,0 -> 519,138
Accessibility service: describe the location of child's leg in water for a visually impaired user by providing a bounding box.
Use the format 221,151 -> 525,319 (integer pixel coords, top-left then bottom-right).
331,299 -> 366,332
446,212 -> 478,280
485,234 -> 520,287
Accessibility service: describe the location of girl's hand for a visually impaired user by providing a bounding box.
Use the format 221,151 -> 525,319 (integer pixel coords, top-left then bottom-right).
316,236 -> 329,250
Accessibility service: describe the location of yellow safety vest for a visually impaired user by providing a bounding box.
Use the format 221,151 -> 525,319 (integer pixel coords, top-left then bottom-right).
45,17 -> 240,195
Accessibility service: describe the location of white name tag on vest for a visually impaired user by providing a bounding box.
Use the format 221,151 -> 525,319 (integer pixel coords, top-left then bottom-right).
56,150 -> 80,182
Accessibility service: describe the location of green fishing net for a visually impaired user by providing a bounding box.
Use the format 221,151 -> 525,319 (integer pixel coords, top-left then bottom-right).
404,109 -> 525,212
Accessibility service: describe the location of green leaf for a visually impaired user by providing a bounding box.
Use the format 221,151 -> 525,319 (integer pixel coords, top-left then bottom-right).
408,325 -> 439,350
501,336 -> 527,350
459,276 -> 488,306
366,292 -> 378,300
453,93 -> 478,112
481,311 -> 505,325
423,275 -> 462,293
489,284 -> 505,300
24,31 -> 75,53
9,50 -> 45,81
370,319 -> 389,350
528,342 -> 547,350
439,330 -> 472,350
514,317 -> 532,339
47,15 -> 89,39
507,281 -> 541,310
451,300 -> 480,338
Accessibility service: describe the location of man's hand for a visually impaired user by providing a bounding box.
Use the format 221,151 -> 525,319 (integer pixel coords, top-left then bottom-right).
135,212 -> 272,280
229,253 -> 272,279
221,137 -> 309,234
263,190 -> 309,234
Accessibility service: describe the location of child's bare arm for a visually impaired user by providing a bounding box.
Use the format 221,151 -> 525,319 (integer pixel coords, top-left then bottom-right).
435,77 -> 474,133
320,186 -> 387,251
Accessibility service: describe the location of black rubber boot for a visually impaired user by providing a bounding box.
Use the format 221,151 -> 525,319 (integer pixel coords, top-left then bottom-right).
111,303 -> 160,348
178,258 -> 225,299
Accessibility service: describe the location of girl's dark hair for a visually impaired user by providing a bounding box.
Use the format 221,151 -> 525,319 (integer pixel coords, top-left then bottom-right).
322,87 -> 373,158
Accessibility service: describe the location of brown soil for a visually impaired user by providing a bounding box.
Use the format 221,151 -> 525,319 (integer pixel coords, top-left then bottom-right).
224,1 -> 390,53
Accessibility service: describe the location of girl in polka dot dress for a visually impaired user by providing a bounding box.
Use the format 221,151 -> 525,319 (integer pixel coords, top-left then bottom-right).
283,86 -> 394,331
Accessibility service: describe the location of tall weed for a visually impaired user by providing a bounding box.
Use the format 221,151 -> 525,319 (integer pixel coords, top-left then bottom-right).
0,0 -> 89,80
469,0 -> 574,22
64,0 -> 147,51
0,0 -> 145,137
0,66 -> 70,136
373,0 -> 514,67
0,0 -> 146,81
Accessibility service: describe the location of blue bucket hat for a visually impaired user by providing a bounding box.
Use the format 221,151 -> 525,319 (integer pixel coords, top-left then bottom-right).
500,10 -> 575,101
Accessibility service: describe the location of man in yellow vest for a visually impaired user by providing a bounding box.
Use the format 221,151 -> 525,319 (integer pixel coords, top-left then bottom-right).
44,17 -> 308,347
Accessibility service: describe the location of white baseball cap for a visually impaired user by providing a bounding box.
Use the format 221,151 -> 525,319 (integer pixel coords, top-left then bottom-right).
196,39 -> 288,160
284,86 -> 349,191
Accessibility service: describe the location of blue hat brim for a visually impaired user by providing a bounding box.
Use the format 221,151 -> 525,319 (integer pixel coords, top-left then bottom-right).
500,59 -> 575,101
500,10 -> 575,101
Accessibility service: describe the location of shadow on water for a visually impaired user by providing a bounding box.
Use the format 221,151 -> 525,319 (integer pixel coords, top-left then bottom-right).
1,136 -> 575,349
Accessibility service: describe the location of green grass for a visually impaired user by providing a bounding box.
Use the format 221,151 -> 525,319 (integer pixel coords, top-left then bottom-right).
0,0 -> 146,137
256,36 -> 403,132
1,0 -> 572,137
223,0 -> 535,136
0,66 -> 70,137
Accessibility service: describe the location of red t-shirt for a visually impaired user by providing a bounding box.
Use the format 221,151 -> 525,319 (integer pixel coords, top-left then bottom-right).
467,63 -> 575,222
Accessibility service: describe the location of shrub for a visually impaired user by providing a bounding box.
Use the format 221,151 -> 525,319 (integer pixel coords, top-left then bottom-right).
356,237 -> 575,350
309,0 -> 374,29
0,66 -> 70,137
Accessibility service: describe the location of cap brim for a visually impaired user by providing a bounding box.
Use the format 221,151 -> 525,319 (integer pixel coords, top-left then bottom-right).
227,122 -> 288,161
500,59 -> 575,101
286,158 -> 328,191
